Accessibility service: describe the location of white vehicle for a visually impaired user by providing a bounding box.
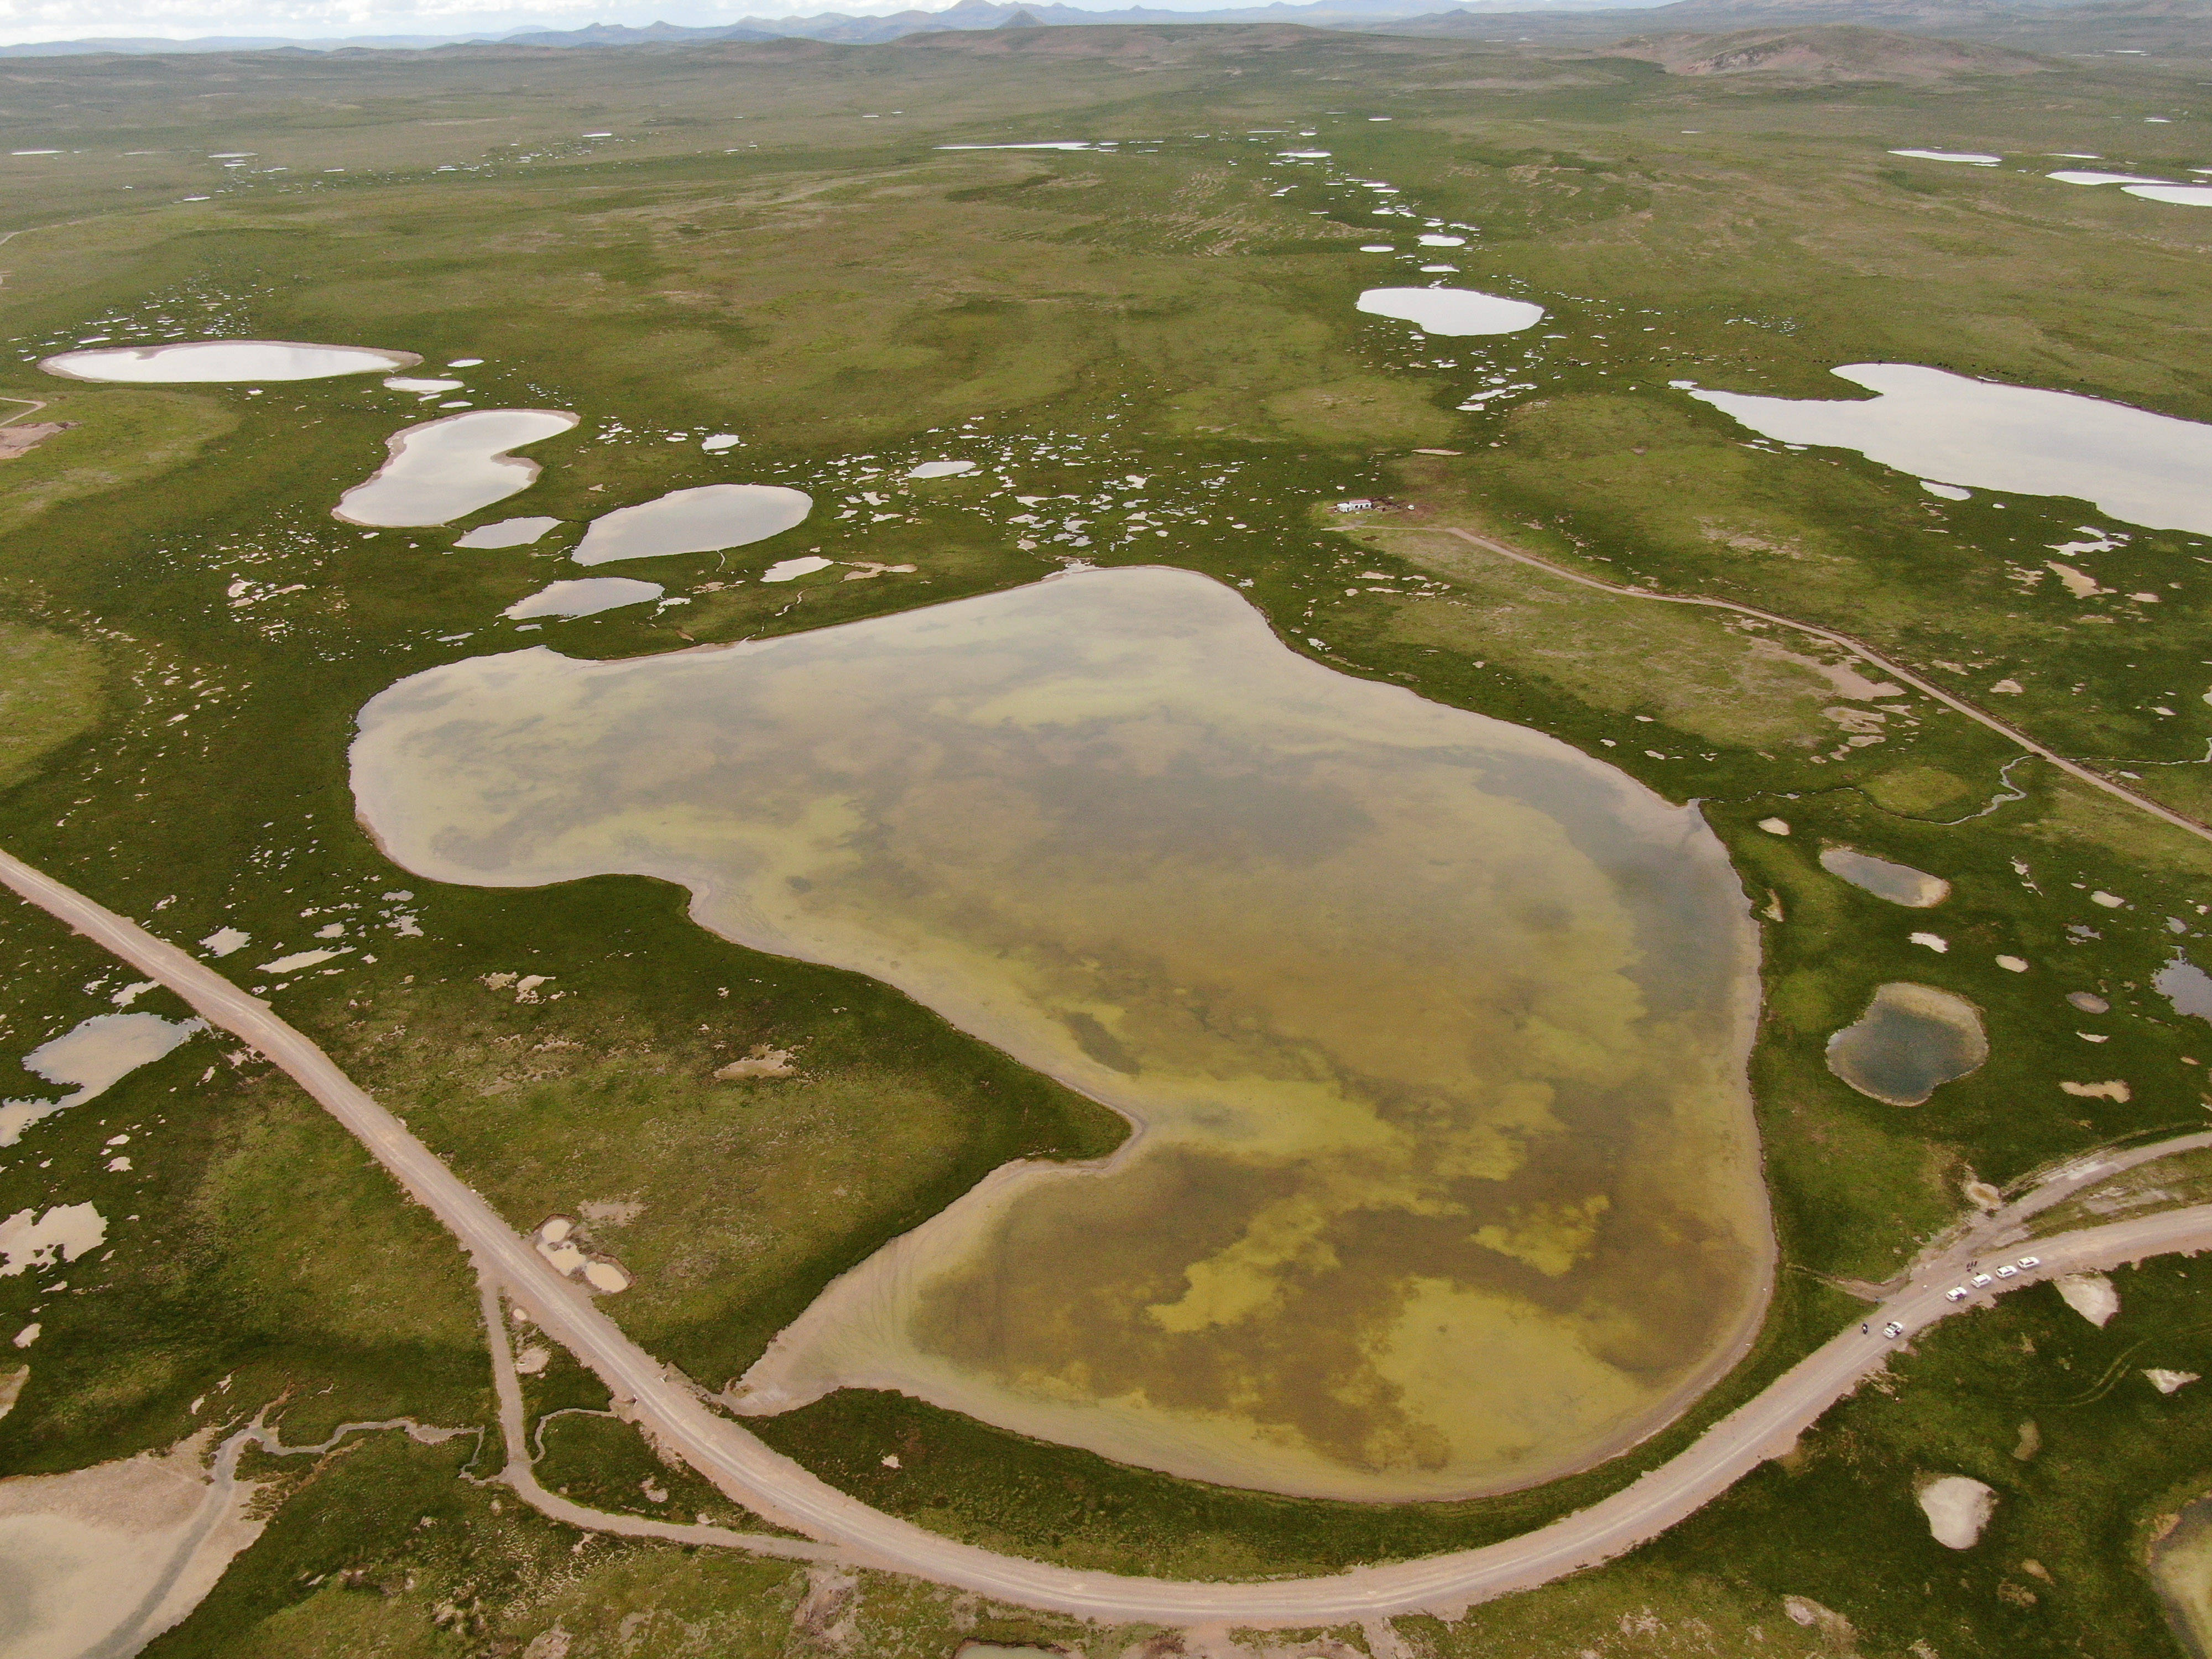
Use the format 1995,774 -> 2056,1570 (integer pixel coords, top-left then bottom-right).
1883,1321 -> 1905,1339
1946,1287 -> 1970,1301
2018,1256 -> 2041,1269
1995,1265 -> 2018,1279
1971,1272 -> 1994,1287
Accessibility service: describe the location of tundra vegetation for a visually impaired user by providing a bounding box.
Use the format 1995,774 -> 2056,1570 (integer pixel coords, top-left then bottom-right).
0,17 -> 2209,1656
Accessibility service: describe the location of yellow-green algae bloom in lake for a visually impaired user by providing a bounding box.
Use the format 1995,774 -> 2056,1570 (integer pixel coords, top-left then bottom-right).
350,566 -> 1772,1501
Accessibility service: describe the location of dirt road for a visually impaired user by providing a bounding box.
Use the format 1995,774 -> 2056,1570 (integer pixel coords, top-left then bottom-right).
1433,525 -> 2212,846
6,842 -> 2209,1627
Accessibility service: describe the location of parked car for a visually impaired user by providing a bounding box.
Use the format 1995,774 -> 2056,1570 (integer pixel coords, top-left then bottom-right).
2018,1256 -> 2041,1269
1946,1287 -> 1970,1301
1883,1321 -> 1905,1338
1971,1272 -> 1994,1287
1995,1264 -> 2018,1279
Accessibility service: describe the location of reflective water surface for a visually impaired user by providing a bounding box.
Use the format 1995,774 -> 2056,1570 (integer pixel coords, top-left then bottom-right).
503,577 -> 665,619
336,410 -> 578,528
1819,847 -> 1950,908
1683,364 -> 2212,535
1826,982 -> 1987,1105
572,484 -> 812,566
351,567 -> 1772,1501
2157,954 -> 2212,1022
1356,288 -> 1546,336
40,339 -> 417,383
456,516 -> 563,550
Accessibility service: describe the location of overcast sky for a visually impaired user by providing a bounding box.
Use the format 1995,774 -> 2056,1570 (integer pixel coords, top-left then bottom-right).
0,0 -> 1246,44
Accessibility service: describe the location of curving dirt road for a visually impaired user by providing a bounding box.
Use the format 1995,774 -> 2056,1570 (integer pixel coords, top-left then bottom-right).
1432,526 -> 2212,847
7,841 -> 2212,1627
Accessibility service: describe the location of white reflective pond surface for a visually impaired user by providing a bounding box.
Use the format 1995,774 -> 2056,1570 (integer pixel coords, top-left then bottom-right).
335,410 -> 578,528
2125,184 -> 2212,206
1889,149 -> 2001,165
503,577 -> 665,619
1819,847 -> 1950,909
907,461 -> 977,479
1682,364 -> 2212,535
455,517 -> 562,549
1357,287 -> 1546,336
1,1013 -> 204,1146
41,340 -> 418,383
572,483 -> 812,566
2048,170 -> 2179,186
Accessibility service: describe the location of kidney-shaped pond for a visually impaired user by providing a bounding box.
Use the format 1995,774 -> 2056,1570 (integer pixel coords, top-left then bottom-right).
350,566 -> 1773,1501
336,410 -> 578,528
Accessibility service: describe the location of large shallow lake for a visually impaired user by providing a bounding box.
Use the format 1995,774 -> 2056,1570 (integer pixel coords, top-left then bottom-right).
351,567 -> 1772,1501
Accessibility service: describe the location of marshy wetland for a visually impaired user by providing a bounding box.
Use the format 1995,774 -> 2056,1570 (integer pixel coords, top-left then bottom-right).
6,18 -> 2212,1656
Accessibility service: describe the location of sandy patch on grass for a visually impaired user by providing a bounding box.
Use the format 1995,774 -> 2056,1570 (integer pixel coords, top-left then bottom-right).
0,422 -> 72,460
2061,1079 -> 2130,1101
2055,1271 -> 2119,1326
1918,1475 -> 1997,1548
715,1044 -> 796,1079
0,1427 -> 265,1659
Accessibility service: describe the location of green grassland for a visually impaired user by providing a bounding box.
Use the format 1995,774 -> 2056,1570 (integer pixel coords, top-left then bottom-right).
0,20 -> 2209,1656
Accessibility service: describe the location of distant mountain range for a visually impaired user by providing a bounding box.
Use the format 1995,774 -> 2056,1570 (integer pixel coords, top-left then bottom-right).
1372,0 -> 2212,54
0,0 -> 2197,58
0,0 -> 1616,58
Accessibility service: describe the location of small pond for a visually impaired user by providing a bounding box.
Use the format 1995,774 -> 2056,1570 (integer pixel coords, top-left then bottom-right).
1357,287 -> 1546,336
335,410 -> 578,528
1826,982 -> 1987,1105
1,1012 -> 204,1146
2049,170 -> 2178,186
40,339 -> 418,383
1889,149 -> 2001,165
572,484 -> 812,566
1682,363 -> 2212,536
504,578 -> 665,620
2157,954 -> 2212,1022
456,516 -> 562,549
1819,846 -> 1950,908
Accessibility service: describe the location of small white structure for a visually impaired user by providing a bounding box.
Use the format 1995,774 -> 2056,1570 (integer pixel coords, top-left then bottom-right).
1334,498 -> 1376,514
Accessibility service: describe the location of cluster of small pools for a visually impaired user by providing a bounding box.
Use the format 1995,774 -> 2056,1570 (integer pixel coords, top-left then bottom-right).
40,341 -> 982,619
